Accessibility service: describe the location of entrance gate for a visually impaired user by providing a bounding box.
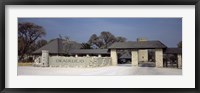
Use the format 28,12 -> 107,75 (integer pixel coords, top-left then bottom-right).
108,41 -> 167,68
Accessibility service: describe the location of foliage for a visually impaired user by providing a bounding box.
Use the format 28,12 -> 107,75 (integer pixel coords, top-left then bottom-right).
36,39 -> 47,49
18,22 -> 46,61
88,31 -> 126,48
88,34 -> 103,48
116,36 -> 126,42
59,35 -> 73,54
177,41 -> 182,48
81,43 -> 93,49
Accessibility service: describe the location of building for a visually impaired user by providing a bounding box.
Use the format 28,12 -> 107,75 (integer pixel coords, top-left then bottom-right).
32,39 -> 182,68
32,38 -> 81,56
137,38 -> 148,62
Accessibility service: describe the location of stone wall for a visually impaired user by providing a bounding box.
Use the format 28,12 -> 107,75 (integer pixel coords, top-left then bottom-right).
33,56 -> 112,68
33,56 -> 42,66
138,49 -> 148,62
33,50 -> 112,68
34,56 -> 112,68
41,50 -> 49,67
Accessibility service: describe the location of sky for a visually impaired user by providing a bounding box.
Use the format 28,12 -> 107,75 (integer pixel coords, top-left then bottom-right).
18,18 -> 182,47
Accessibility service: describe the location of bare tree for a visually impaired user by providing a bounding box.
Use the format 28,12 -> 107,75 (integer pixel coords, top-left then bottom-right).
116,36 -> 127,42
58,35 -> 73,54
81,43 -> 93,49
88,34 -> 104,48
36,39 -> 47,49
88,31 -> 126,48
18,22 -> 46,61
99,31 -> 116,48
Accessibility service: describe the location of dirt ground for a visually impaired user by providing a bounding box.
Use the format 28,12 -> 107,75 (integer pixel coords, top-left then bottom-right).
18,64 -> 182,76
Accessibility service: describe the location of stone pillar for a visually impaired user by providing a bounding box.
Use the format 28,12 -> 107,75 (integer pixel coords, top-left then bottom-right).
155,49 -> 163,68
111,49 -> 117,65
177,54 -> 182,69
131,49 -> 138,66
41,50 -> 49,67
138,49 -> 148,62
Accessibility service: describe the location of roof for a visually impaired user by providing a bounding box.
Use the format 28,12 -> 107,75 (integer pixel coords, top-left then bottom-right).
164,48 -> 182,54
108,41 -> 167,49
119,52 -> 131,59
32,38 -> 64,54
69,49 -> 109,55
32,38 -> 81,54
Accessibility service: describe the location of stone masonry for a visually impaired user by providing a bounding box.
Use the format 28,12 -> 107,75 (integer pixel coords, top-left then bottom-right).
131,50 -> 138,66
177,54 -> 182,68
155,49 -> 163,67
34,50 -> 112,68
111,49 -> 118,66
137,38 -> 148,62
49,56 -> 112,68
138,49 -> 148,62
41,50 -> 49,67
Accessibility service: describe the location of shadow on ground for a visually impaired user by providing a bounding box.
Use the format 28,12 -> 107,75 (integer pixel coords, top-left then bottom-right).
118,62 -> 155,67
138,62 -> 155,67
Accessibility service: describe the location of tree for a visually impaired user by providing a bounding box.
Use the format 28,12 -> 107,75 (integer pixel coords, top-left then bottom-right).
116,36 -> 127,42
177,41 -> 182,48
58,35 -> 74,54
36,39 -> 47,49
18,22 -> 46,61
25,42 -> 37,55
88,34 -> 104,48
59,34 -> 70,41
99,31 -> 116,48
81,43 -> 93,49
88,31 -> 126,48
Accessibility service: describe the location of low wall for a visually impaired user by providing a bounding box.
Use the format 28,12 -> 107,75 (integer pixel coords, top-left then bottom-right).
49,56 -> 112,68
34,56 -> 112,68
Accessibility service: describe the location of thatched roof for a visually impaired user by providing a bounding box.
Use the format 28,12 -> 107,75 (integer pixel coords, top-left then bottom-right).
33,39 -> 171,55
69,49 -> 109,55
109,41 -> 167,49
164,48 -> 182,54
32,38 -> 81,54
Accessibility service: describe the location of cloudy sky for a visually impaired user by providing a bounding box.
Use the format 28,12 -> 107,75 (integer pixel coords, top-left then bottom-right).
18,18 -> 182,47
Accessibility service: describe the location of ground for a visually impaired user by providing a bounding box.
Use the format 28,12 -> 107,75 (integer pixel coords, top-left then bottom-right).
18,64 -> 182,76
